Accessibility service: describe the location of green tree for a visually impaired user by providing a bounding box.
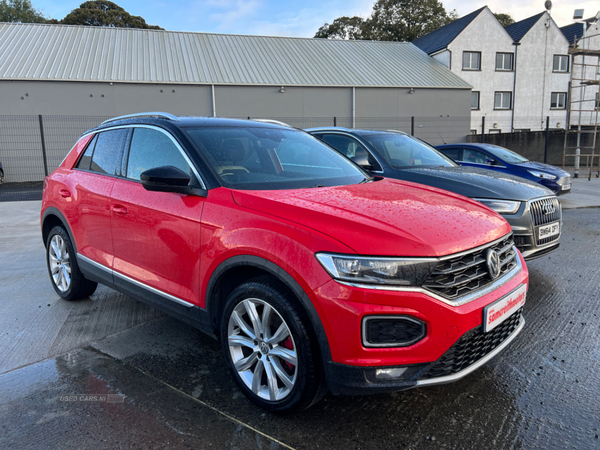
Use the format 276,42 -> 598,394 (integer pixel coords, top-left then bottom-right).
314,0 -> 458,42
61,1 -> 163,29
0,0 -> 53,23
314,16 -> 371,40
493,13 -> 515,27
368,0 -> 458,41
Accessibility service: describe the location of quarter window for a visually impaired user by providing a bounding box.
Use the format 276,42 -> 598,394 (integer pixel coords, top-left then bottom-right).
126,128 -> 192,182
89,129 -> 128,175
76,135 -> 97,170
551,92 -> 567,109
553,55 -> 569,72
494,92 -> 512,110
495,53 -> 514,71
471,91 -> 480,110
463,51 -> 481,70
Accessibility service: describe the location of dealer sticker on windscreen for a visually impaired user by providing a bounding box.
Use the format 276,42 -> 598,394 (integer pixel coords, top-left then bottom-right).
538,221 -> 560,240
483,284 -> 527,333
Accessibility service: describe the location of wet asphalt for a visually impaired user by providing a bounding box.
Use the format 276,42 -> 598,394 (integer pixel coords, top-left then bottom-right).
1,202 -> 600,449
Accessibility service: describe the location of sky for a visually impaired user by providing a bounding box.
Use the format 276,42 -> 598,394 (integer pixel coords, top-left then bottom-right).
33,0 -> 600,38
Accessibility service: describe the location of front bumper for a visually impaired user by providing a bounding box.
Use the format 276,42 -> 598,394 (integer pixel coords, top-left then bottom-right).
329,312 -> 525,396
312,250 -> 529,396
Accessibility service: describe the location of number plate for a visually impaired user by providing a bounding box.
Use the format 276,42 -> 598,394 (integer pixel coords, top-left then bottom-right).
538,221 -> 560,240
483,284 -> 527,333
561,184 -> 571,191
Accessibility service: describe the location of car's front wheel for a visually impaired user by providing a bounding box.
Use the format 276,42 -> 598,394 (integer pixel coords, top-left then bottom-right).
46,226 -> 98,300
221,277 -> 325,413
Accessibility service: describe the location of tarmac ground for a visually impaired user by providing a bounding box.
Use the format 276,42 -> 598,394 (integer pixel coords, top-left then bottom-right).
1,183 -> 599,449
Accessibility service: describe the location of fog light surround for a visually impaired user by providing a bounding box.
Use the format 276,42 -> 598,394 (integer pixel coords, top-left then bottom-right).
375,367 -> 408,380
362,315 -> 427,348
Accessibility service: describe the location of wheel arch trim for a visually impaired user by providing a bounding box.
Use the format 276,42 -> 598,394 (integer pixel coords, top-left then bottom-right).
205,255 -> 335,389
42,207 -> 77,253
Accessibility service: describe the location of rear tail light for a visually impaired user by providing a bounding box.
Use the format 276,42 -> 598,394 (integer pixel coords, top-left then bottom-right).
362,316 -> 426,348
43,177 -> 48,193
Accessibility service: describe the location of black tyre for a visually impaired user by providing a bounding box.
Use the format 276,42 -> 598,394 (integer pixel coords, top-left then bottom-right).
46,226 -> 97,301
220,277 -> 326,413
0,169 -> 4,184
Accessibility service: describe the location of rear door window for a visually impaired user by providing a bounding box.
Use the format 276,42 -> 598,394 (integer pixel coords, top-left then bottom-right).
89,129 -> 128,176
318,134 -> 382,171
125,128 -> 194,182
439,147 -> 462,161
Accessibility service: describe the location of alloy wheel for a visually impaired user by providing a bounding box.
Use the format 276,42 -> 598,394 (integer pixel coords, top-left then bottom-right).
227,298 -> 298,401
48,235 -> 71,292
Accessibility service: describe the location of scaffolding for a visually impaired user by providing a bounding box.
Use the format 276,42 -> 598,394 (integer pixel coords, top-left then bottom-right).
563,31 -> 600,179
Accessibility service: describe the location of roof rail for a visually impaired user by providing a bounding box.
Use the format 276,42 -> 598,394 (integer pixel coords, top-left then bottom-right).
101,112 -> 180,124
251,119 -> 293,128
385,129 -> 408,135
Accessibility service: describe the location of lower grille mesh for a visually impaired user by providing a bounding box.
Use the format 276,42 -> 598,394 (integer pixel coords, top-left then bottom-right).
420,309 -> 523,380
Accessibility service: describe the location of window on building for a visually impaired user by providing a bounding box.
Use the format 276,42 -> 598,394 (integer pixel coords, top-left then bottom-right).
494,92 -> 512,109
462,51 -> 481,70
495,53 -> 514,71
550,92 -> 567,109
553,55 -> 569,72
471,91 -> 480,110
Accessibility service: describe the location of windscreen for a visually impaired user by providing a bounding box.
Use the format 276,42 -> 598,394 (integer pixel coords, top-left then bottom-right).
482,145 -> 529,164
360,133 -> 456,169
184,127 -> 370,190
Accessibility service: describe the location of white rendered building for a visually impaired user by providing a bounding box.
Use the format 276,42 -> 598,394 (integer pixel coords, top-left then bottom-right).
413,7 -> 571,133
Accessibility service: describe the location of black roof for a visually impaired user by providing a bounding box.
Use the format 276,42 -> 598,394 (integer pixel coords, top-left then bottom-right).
560,22 -> 585,45
504,12 -> 545,42
412,7 -> 486,54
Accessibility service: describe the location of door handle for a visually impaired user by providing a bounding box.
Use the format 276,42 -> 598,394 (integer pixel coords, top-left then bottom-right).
59,189 -> 71,198
112,205 -> 128,215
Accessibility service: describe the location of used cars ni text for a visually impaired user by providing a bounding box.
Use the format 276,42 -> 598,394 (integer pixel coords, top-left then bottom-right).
307,128 -> 562,260
41,113 -> 529,413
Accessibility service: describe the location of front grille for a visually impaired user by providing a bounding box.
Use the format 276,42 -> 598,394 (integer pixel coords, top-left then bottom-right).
529,197 -> 561,246
513,235 -> 531,250
420,308 -> 523,380
422,235 -> 517,301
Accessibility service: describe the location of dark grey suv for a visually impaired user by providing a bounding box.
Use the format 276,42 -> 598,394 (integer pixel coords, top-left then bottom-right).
307,128 -> 561,260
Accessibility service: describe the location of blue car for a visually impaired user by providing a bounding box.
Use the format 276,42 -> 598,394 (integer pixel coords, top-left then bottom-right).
436,143 -> 571,195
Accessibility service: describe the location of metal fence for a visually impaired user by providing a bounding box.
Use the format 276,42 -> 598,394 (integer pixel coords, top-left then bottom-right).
0,114 -> 470,188
0,115 -> 111,185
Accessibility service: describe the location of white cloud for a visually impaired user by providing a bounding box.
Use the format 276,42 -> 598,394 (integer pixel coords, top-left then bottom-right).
208,0 -> 264,31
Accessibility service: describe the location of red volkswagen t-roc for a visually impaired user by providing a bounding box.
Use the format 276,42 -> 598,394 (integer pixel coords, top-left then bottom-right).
41,113 -> 529,413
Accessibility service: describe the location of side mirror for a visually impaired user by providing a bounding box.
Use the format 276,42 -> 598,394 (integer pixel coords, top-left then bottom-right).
140,166 -> 206,197
484,158 -> 496,166
351,155 -> 375,171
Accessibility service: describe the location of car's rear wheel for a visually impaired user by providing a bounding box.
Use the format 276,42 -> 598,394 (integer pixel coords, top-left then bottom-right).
221,277 -> 325,413
46,226 -> 97,301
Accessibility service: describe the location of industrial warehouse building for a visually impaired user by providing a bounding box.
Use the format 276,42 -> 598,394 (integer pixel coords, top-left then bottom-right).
0,22 -> 472,183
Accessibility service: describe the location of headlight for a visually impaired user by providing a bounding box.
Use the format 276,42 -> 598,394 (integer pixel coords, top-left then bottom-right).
315,253 -> 437,286
473,198 -> 521,214
528,170 -> 557,180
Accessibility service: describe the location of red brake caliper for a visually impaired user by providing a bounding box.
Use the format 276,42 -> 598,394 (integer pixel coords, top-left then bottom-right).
281,337 -> 294,372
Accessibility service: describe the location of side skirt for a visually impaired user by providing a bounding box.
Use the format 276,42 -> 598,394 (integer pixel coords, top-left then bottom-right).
77,254 -> 215,339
